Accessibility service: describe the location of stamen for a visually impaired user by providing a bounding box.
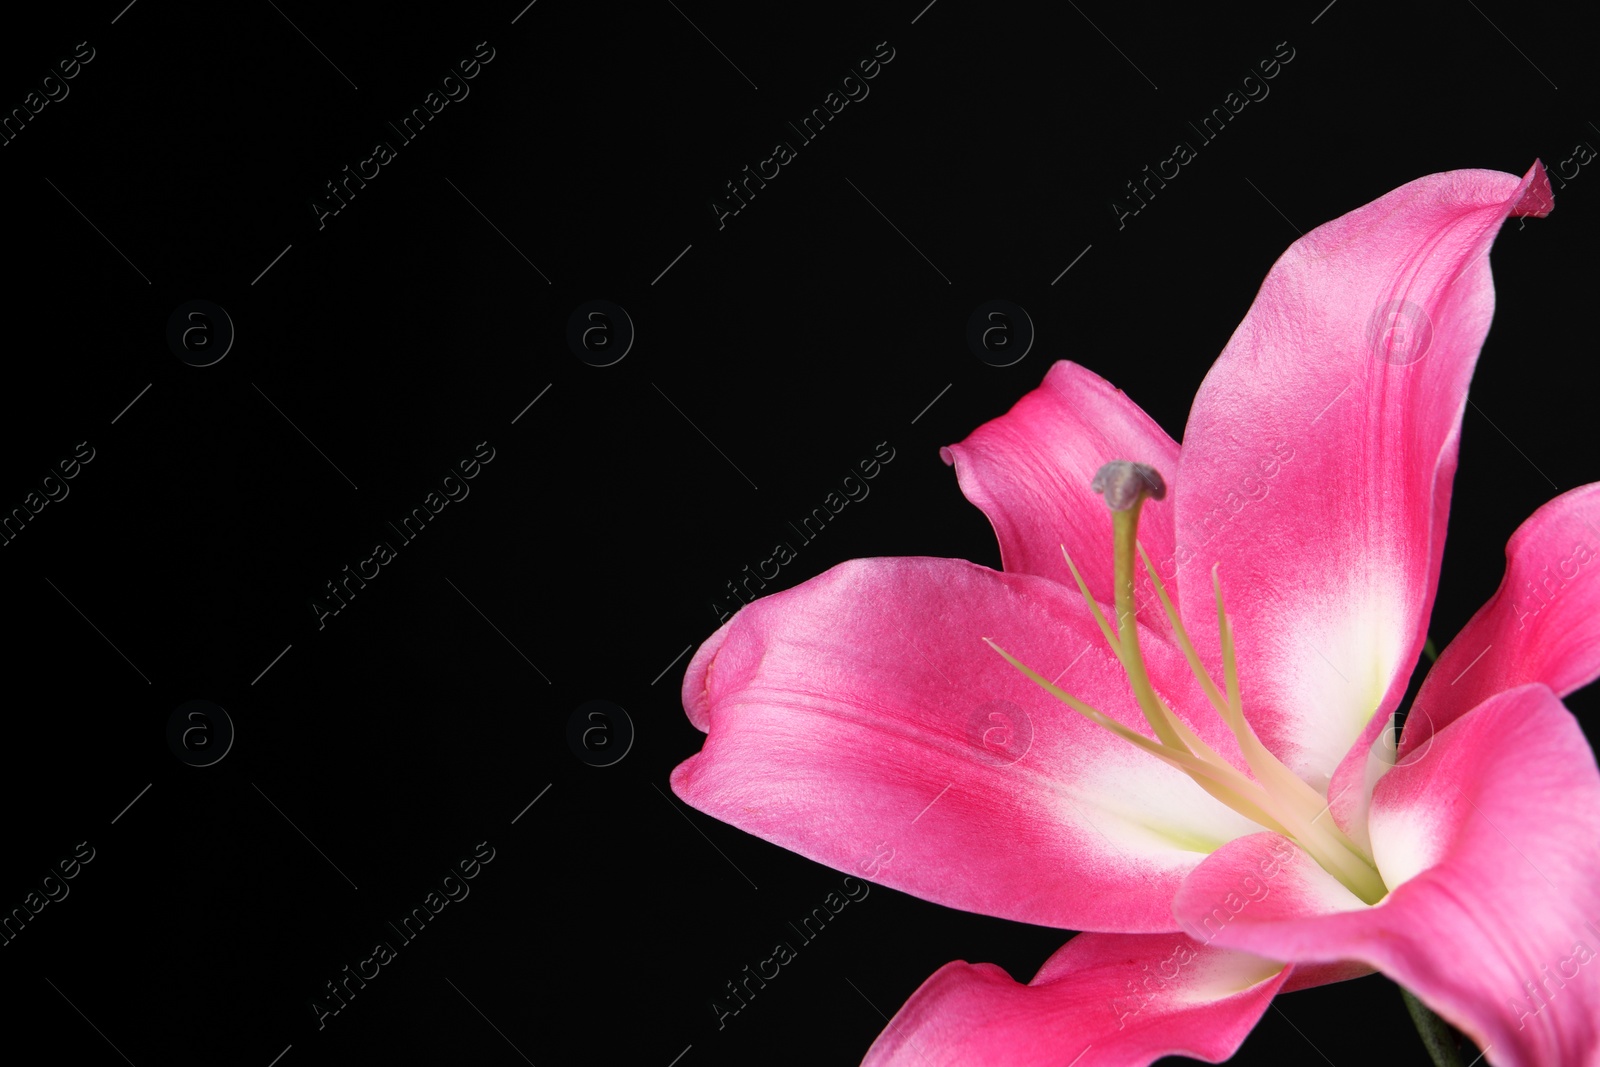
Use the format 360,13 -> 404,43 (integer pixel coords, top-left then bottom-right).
1214,566 -> 1242,721
987,460 -> 1388,904
1059,547 -> 1121,656
1065,544 -> 1241,779
983,639 -> 1292,837
1208,568 -> 1383,897
1136,543 -> 1229,717
1137,542 -> 1365,850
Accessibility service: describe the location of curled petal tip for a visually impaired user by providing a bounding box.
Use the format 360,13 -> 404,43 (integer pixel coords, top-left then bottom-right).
1511,159 -> 1554,218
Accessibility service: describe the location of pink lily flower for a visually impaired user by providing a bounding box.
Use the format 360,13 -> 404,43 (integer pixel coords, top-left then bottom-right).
670,163 -> 1600,1066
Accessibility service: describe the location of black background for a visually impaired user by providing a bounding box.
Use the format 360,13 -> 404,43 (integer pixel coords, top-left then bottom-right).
0,1 -> 1595,1064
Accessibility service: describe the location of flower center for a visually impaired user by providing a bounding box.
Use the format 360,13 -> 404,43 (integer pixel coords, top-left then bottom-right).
986,461 -> 1388,905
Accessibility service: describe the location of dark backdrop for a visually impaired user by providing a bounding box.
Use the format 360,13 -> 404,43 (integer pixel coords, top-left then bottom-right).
0,2 -> 1594,1064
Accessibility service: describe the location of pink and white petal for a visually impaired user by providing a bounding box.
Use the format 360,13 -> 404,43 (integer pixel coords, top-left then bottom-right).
1173,684 -> 1600,1067
1173,163 -> 1554,794
1321,707 -> 1400,858
675,556 -> 1261,933
1172,832 -> 1375,960
1328,480 -> 1600,853
941,361 -> 1182,629
1410,481 -> 1600,745
861,932 -> 1288,1067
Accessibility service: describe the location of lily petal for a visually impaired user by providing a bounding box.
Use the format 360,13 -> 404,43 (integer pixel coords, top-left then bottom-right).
861,932 -> 1287,1067
1172,163 -> 1554,793
1328,481 -> 1600,851
1411,481 -> 1600,743
1172,684 -> 1600,1067
941,360 -> 1181,629
674,556 -> 1260,932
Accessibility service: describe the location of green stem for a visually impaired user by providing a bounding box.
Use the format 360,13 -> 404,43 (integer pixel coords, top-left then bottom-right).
1401,986 -> 1473,1067
1423,636 -> 1439,663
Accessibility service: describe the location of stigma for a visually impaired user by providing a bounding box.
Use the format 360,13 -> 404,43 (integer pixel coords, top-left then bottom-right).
986,461 -> 1388,905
